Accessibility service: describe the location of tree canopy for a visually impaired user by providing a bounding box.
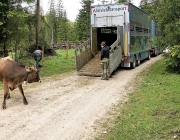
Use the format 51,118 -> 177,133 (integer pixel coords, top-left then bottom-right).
139,0 -> 180,72
75,0 -> 94,41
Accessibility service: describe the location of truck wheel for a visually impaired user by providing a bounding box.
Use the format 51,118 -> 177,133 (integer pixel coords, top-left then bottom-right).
155,49 -> 159,56
147,51 -> 151,60
131,56 -> 136,69
137,55 -> 141,66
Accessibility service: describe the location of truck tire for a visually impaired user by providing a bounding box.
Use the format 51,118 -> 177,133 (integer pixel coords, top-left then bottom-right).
131,56 -> 136,69
137,55 -> 141,66
147,51 -> 151,60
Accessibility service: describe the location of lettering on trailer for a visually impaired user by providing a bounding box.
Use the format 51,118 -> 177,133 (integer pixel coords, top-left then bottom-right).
93,7 -> 127,13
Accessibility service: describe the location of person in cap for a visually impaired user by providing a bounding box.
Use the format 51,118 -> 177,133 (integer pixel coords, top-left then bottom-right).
100,41 -> 111,80
33,49 -> 42,69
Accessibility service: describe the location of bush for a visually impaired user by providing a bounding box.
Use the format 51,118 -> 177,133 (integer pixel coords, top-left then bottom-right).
165,45 -> 180,73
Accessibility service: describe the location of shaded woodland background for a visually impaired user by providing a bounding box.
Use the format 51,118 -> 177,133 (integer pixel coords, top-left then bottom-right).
0,0 -> 180,72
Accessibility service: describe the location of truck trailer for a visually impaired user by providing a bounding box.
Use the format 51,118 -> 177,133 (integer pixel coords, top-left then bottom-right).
75,2 -> 160,77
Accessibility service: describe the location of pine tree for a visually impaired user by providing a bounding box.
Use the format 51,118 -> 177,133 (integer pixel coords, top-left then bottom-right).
49,0 -> 56,45
0,0 -> 9,55
56,0 -> 68,43
75,0 -> 94,41
0,0 -> 36,56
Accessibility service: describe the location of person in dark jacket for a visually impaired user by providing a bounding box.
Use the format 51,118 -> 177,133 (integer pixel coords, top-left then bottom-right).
33,49 -> 42,69
100,41 -> 111,80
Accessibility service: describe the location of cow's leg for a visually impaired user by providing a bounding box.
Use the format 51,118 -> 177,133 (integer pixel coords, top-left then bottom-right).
18,84 -> 28,105
6,91 -> 10,99
2,83 -> 9,109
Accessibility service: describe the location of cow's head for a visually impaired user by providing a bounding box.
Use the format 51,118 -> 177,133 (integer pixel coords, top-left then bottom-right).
25,66 -> 41,83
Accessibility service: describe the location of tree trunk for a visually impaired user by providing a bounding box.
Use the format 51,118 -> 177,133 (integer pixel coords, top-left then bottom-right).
36,0 -> 40,49
3,0 -> 9,57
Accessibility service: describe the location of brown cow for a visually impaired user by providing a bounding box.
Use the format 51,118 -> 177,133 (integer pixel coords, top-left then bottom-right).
0,57 -> 41,109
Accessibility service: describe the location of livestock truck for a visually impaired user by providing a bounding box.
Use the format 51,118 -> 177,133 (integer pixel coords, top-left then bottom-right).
75,2 -> 161,77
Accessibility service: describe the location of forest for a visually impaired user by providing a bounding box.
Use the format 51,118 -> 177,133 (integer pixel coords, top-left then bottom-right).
0,0 -> 180,72
0,0 -> 92,58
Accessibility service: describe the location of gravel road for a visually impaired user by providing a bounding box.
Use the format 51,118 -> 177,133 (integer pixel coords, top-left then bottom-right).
0,55 -> 162,140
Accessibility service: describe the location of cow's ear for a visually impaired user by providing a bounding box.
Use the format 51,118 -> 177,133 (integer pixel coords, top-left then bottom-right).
30,65 -> 36,70
33,65 -> 37,70
25,66 -> 31,72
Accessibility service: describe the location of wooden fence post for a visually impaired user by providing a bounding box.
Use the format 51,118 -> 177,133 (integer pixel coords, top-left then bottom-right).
42,46 -> 44,60
66,42 -> 69,59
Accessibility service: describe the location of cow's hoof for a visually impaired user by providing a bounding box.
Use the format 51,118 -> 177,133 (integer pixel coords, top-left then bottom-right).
6,96 -> 10,100
2,105 -> 6,109
23,101 -> 28,105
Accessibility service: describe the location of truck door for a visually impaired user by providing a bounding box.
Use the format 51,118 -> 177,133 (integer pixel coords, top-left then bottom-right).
91,27 -> 98,55
117,26 -> 124,54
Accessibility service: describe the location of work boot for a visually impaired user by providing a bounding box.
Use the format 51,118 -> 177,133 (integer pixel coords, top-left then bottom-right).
105,73 -> 109,80
101,77 -> 105,80
101,73 -> 106,80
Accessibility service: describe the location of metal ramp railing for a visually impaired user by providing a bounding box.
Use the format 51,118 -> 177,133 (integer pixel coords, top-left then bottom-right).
75,38 -> 92,71
109,38 -> 122,75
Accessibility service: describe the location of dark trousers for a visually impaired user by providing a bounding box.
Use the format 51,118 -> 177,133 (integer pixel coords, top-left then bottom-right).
34,54 -> 41,69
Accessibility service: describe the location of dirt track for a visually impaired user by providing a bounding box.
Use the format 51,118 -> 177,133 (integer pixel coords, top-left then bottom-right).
0,55 -> 162,140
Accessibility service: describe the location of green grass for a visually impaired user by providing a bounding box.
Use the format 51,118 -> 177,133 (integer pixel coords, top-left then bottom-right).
18,49 -> 76,77
39,49 -> 75,77
98,59 -> 180,140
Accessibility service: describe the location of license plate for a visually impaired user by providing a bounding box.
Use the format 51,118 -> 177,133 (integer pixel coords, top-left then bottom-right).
124,63 -> 130,67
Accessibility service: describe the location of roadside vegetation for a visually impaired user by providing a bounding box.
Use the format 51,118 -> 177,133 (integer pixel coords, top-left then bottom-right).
17,49 -> 76,78
96,57 -> 180,140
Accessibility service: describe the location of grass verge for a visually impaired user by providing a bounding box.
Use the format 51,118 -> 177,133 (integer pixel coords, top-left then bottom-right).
97,58 -> 180,140
17,49 -> 76,78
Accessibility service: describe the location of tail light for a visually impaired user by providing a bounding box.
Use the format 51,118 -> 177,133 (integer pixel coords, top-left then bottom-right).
122,57 -> 130,62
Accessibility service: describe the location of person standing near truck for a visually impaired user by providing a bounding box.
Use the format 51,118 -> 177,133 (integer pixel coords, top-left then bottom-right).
100,41 -> 111,80
33,49 -> 42,69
